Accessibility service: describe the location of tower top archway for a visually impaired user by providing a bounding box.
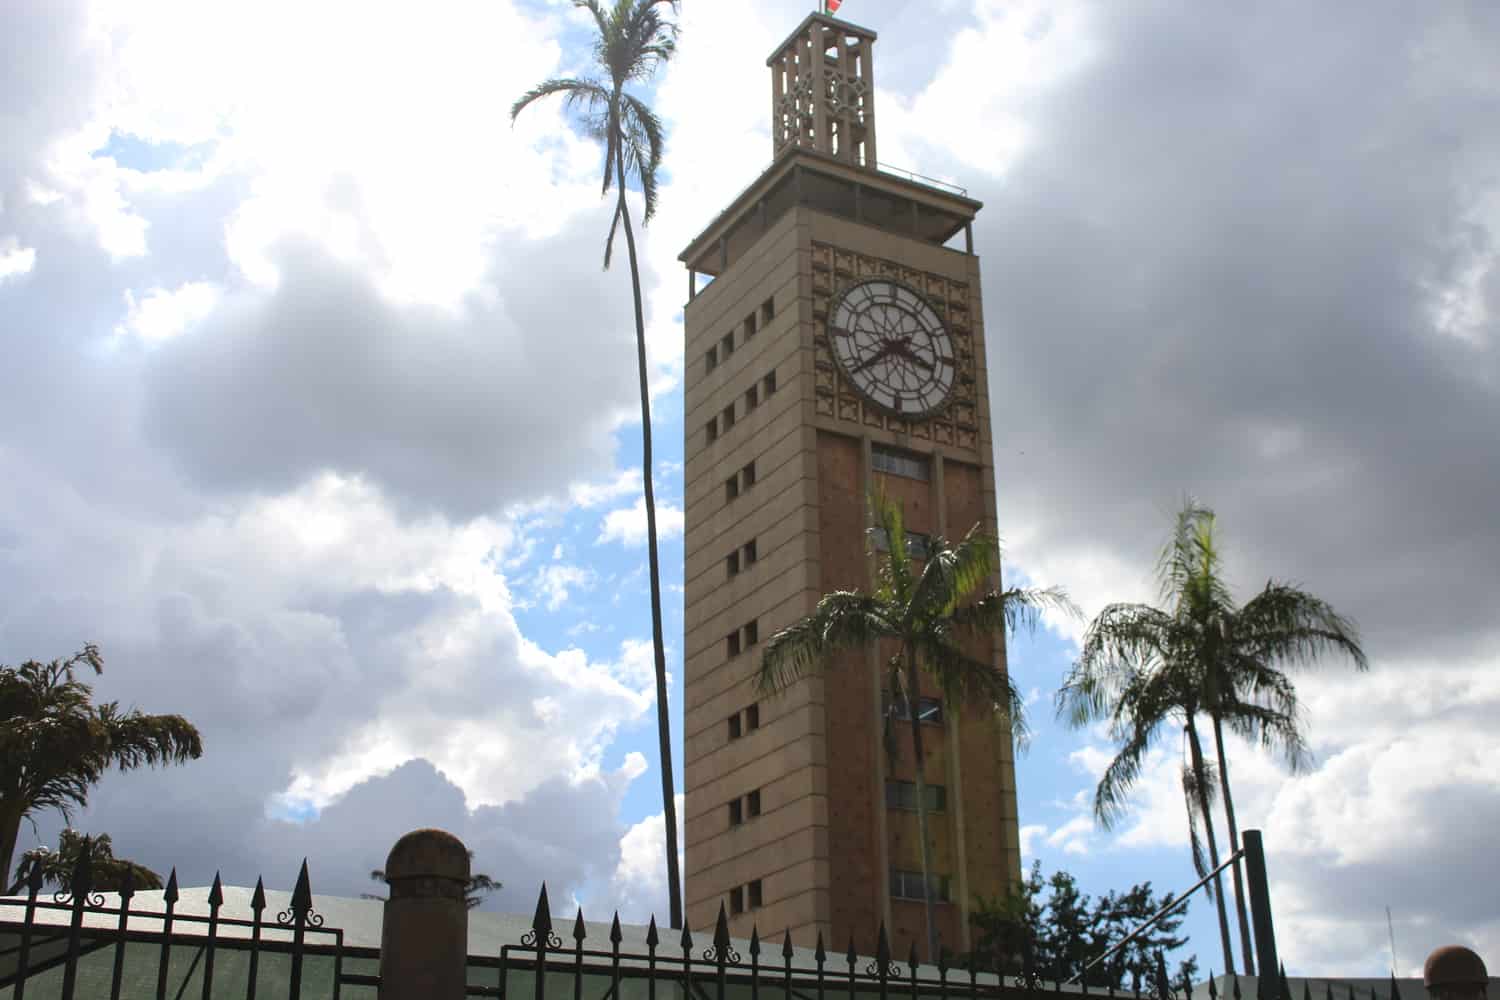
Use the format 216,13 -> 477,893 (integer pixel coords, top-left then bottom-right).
768,13 -> 878,167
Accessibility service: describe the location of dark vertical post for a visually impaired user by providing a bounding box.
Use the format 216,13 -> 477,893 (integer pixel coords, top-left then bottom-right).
965,223 -> 974,255
247,878 -> 266,1000
750,926 -> 762,1000
877,924 -> 892,1000
816,931 -> 828,1000
14,862 -> 45,1000
646,917 -> 660,1000
680,921 -> 695,1000
937,942 -> 950,1000
908,942 -> 920,1000
784,931 -> 796,1000
1242,830 -> 1280,993
846,937 -> 858,1000
156,869 -> 179,1000
288,859 -> 313,1000
713,904 -> 732,1000
689,269 -> 697,301
572,909 -> 586,1000
530,884 -> 553,1000
719,236 -> 728,274
201,873 -> 223,1000
61,842 -> 93,999
110,867 -> 136,1000
610,912 -> 623,1000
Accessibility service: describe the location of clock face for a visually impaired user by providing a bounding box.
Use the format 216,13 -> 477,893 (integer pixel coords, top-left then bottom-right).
827,279 -> 956,417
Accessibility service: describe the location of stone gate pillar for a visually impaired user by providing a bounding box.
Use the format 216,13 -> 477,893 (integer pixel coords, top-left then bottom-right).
379,828 -> 470,1000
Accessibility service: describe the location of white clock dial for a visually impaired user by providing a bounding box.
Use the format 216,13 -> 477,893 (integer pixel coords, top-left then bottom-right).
827,279 -> 956,417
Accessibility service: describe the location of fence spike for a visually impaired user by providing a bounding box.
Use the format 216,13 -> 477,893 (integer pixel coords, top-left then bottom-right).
1184,965 -> 1195,998
783,929 -> 795,960
876,922 -> 891,966
1208,974 -> 1218,1000
846,935 -> 857,968
937,940 -> 949,975
750,925 -> 761,957
1304,981 -> 1313,1000
164,868 -> 180,904
208,871 -> 224,907
1232,975 -> 1242,1000
532,883 -> 554,937
251,876 -> 266,912
907,940 -> 919,973
610,911 -> 623,945
646,915 -> 659,949
290,859 -> 313,917
573,906 -> 587,942
26,856 -> 45,893
714,902 -> 732,954
118,863 -> 136,902
1156,952 -> 1170,1000
680,921 -> 693,951
1325,982 -> 1334,1000
1277,964 -> 1290,1000
1390,977 -> 1402,1000
815,930 -> 826,964
70,841 -> 93,899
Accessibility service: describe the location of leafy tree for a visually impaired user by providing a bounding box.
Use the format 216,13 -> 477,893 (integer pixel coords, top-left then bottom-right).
0,645 -> 203,883
1057,501 -> 1365,975
510,0 -> 683,928
7,828 -> 164,895
364,851 -> 501,910
759,494 -> 1072,961
967,861 -> 1197,988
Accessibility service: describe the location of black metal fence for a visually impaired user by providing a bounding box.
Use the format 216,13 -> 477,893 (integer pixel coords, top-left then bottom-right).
0,851 -> 375,999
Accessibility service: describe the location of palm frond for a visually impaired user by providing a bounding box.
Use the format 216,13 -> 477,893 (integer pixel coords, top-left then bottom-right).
1235,582 -> 1367,672
1180,764 -> 1214,898
915,634 -> 1030,747
620,92 -> 665,220
757,591 -> 891,694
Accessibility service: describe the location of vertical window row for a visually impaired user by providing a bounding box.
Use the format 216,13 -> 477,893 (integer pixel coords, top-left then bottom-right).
726,787 -> 764,828
725,460 -> 757,503
725,618 -> 758,658
729,878 -> 764,915
726,538 -> 758,578
725,702 -> 761,740
702,368 -> 780,448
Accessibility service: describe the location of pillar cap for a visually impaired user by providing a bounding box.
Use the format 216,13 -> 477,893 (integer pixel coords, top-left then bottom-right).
384,828 -> 470,883
1424,946 -> 1488,989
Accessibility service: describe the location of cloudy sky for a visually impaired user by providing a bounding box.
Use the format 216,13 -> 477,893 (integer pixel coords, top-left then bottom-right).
3,0 -> 1497,980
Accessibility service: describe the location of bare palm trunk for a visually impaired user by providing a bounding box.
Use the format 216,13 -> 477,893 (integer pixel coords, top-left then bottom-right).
0,801 -> 24,890
1212,712 -> 1255,971
906,645 -> 939,963
614,132 -> 682,931
1185,716 -> 1236,975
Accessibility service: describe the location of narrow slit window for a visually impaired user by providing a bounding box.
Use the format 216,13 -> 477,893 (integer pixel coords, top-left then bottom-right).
705,346 -> 718,373
745,703 -> 760,730
722,403 -> 736,430
706,418 -> 718,445
745,385 -> 759,411
726,475 -> 740,503
763,369 -> 778,395
742,461 -> 757,488
761,297 -> 775,327
748,879 -> 763,908
726,550 -> 741,577
743,620 -> 759,647
742,539 -> 758,566
744,313 -> 757,340
728,798 -> 743,827
721,332 -> 735,358
747,789 -> 762,817
727,631 -> 741,657
730,886 -> 744,915
728,714 -> 742,740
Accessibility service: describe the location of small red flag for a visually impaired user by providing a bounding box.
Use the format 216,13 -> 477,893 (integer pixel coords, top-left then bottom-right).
826,0 -> 842,12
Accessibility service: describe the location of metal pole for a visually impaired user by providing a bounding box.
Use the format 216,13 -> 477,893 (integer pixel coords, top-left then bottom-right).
1242,830 -> 1279,998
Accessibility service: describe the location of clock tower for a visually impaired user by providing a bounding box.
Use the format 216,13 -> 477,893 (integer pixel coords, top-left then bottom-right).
679,13 -> 1021,958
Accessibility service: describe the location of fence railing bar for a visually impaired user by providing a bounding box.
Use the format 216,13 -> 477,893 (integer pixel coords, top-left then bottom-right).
109,867 -> 136,1000
156,868 -> 179,1000
201,872 -> 222,1000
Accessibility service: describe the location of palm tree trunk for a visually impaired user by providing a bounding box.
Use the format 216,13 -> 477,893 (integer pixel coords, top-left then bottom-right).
1185,716 -> 1236,975
614,127 -> 682,931
1212,712 -> 1256,971
906,645 -> 939,962
0,800 -> 24,891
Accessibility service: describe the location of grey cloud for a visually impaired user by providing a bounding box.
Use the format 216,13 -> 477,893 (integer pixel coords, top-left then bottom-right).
922,1 -> 1500,660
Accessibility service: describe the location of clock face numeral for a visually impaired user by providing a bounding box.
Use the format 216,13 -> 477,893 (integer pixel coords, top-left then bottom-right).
827,278 -> 957,417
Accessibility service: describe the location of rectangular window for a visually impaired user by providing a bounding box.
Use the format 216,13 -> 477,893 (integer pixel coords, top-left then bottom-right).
747,788 -> 762,817
727,631 -> 741,657
728,714 -> 742,740
726,550 -> 740,577
873,529 -> 931,559
730,886 -> 744,915
743,620 -> 759,647
745,384 -> 759,412
888,695 -> 945,725
890,869 -> 949,902
745,703 -> 760,730
748,879 -> 763,908
728,798 -> 743,827
722,403 -> 736,431
744,313 -> 757,341
725,474 -> 740,503
763,369 -> 778,396
885,780 -> 947,812
721,332 -> 735,358
743,539 -> 758,566
705,346 -> 718,373
706,418 -> 718,445
742,461 -> 757,489
872,445 -> 930,481
761,297 -> 775,327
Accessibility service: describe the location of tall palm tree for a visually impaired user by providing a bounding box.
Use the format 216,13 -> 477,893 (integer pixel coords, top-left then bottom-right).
1058,501 -> 1366,977
759,495 -> 1072,961
0,645 -> 203,882
511,0 -> 683,929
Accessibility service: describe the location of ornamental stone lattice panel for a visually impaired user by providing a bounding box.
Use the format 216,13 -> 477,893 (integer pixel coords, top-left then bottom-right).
810,241 -> 980,451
